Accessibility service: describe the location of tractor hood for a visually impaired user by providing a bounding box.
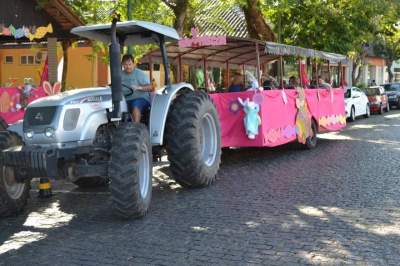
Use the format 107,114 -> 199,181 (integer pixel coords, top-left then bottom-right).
28,87 -> 111,107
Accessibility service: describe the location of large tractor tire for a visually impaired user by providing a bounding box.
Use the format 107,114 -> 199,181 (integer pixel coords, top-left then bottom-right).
0,117 -> 8,131
109,123 -> 152,219
73,177 -> 109,189
166,91 -> 221,188
0,131 -> 30,217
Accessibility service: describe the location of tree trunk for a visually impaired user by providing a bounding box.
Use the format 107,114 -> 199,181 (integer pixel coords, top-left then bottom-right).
241,0 -> 275,41
162,0 -> 189,37
352,62 -> 359,85
173,2 -> 188,37
354,64 -> 363,85
61,40 -> 70,92
387,60 -> 394,82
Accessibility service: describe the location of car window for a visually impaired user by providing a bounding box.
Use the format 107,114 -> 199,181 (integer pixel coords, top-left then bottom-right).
365,87 -> 379,96
345,89 -> 351,98
384,84 -> 400,91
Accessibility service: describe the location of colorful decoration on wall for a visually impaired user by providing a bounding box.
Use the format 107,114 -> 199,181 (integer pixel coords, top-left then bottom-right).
252,91 -> 264,105
229,100 -> 241,114
43,81 -> 61,96
0,92 -> 11,113
238,97 -> 261,139
0,23 -> 53,41
265,125 -> 297,144
295,88 -> 312,144
281,90 -> 288,104
319,115 -> 346,128
179,28 -> 226,48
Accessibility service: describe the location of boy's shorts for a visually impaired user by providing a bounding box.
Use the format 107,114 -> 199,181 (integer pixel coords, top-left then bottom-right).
127,98 -> 150,113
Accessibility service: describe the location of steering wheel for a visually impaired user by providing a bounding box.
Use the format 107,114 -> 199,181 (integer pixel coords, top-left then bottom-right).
113,83 -> 133,97
108,84 -> 137,97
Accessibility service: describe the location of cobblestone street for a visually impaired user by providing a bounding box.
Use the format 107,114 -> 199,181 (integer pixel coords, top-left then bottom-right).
1,111 -> 400,265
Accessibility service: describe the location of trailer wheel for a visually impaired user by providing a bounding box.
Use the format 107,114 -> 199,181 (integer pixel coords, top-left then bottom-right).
349,106 -> 356,122
109,123 -> 152,219
304,120 -> 318,149
0,132 -> 30,217
166,91 -> 221,188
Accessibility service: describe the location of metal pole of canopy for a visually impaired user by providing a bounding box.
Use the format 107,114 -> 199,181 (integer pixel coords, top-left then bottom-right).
226,61 -> 230,89
298,58 -> 303,88
315,60 -> 319,88
255,43 -> 261,86
242,64 -> 246,87
327,60 -> 331,84
178,55 -> 182,82
279,56 -> 284,88
149,55 -> 153,82
203,57 -> 208,91
159,35 -> 171,89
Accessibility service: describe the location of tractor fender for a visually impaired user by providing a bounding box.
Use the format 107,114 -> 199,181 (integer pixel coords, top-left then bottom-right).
149,82 -> 193,146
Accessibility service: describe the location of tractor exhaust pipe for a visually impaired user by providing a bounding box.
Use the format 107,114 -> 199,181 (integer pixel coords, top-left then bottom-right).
109,17 -> 122,120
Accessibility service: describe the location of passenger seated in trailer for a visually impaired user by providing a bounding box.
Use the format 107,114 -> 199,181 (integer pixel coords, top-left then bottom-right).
287,76 -> 300,89
227,74 -> 244,92
262,74 -> 279,90
318,76 -> 332,89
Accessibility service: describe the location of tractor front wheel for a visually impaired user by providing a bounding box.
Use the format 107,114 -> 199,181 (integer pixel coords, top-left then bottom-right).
109,123 -> 152,219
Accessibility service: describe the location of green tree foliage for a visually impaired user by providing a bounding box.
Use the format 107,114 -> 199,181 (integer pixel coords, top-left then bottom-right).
263,0 -> 400,83
373,2 -> 400,82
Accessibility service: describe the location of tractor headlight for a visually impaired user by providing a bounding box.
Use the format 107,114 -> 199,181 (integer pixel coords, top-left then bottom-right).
44,127 -> 55,138
25,130 -> 34,139
66,95 -> 111,105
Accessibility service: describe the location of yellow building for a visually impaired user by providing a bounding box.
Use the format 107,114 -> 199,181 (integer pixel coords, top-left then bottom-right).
0,45 -> 108,89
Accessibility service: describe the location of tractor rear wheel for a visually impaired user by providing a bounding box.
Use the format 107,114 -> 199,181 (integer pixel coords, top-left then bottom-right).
0,131 -> 30,217
166,91 -> 221,188
109,123 -> 152,219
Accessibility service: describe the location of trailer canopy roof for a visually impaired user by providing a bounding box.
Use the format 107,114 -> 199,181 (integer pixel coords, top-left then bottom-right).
71,20 -> 180,45
265,42 -> 349,64
142,37 -> 349,67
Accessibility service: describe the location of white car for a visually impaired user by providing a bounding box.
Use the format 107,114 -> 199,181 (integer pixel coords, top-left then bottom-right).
344,87 -> 370,121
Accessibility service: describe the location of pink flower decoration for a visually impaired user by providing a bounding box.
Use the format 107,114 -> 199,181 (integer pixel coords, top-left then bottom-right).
252,93 -> 264,105
283,125 -> 296,138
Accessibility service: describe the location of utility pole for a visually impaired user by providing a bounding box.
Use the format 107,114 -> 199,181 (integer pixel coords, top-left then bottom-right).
127,0 -> 133,55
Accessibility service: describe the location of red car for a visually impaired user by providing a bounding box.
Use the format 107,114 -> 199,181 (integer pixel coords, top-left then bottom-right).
365,86 -> 390,114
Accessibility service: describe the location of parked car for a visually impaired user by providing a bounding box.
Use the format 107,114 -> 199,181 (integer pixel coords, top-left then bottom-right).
383,83 -> 400,108
344,87 -> 370,121
364,86 -> 389,114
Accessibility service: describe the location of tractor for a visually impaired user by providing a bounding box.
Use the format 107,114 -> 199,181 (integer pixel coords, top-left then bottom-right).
0,17 -> 221,219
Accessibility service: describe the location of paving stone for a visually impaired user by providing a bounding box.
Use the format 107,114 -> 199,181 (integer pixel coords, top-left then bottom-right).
1,112 -> 400,265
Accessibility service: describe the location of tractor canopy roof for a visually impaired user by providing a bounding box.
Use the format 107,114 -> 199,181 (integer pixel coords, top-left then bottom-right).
71,20 -> 180,45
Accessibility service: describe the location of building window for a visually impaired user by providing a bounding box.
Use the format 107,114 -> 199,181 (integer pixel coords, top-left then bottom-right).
20,55 -> 35,65
4,56 -> 13,64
